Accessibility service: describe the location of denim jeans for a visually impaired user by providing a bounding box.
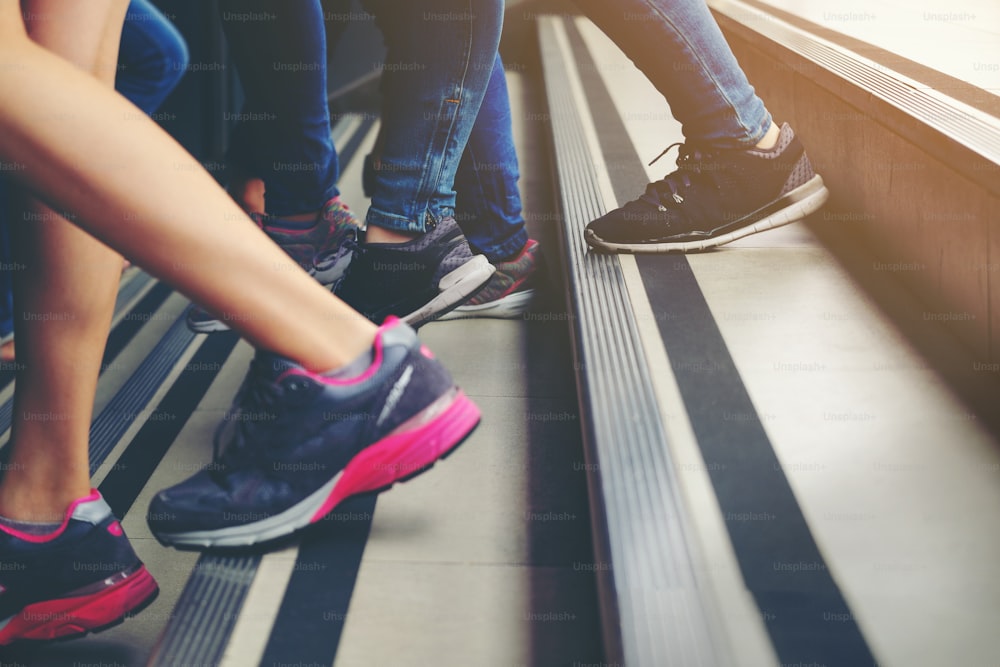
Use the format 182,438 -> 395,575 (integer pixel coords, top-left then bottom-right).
454,54 -> 529,262
219,0 -> 340,217
363,0 -> 503,234
117,0 -> 189,116
571,0 -> 771,149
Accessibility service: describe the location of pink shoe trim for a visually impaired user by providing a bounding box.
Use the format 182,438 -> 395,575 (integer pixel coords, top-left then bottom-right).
0,489 -> 104,544
490,239 -> 538,298
0,565 -> 158,645
278,317 -> 403,387
495,274 -> 531,300
309,389 -> 480,522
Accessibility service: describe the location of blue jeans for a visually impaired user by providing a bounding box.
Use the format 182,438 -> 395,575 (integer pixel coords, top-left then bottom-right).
117,0 -> 189,116
571,0 -> 771,149
454,54 -> 529,262
363,0 -> 503,234
219,0 -> 340,217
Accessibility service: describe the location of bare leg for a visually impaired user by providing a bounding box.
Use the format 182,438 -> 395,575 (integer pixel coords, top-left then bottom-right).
2,0 -> 132,522
0,1 -> 376,520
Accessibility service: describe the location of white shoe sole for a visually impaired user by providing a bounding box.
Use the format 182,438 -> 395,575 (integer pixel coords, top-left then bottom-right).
401,256 -> 495,328
435,288 -> 536,321
587,175 -> 829,254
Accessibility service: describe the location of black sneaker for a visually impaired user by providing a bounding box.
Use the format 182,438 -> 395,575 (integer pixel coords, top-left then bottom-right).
585,123 -> 829,253
147,317 -> 480,548
335,216 -> 495,328
0,491 -> 159,644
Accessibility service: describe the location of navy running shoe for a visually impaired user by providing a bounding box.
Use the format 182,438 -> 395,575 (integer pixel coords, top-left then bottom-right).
147,317 -> 480,548
585,123 -> 829,253
187,196 -> 362,333
0,491 -> 158,645
334,216 -> 495,328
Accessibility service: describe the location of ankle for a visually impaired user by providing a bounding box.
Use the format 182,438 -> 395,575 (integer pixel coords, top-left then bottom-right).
366,225 -> 418,245
0,485 -> 81,524
275,210 -> 320,225
231,176 -> 266,215
754,122 -> 780,151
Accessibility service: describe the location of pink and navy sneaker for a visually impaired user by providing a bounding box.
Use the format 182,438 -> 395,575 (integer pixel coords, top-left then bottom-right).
186,195 -> 363,333
147,317 -> 480,548
0,491 -> 159,645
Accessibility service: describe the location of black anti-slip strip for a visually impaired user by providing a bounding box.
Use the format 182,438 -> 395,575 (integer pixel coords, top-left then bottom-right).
101,281 -> 174,373
89,318 -> 199,470
639,257 -> 874,666
98,331 -> 240,517
257,114 -> 380,666
562,18 -> 875,667
97,330 -> 249,667
259,495 -> 377,665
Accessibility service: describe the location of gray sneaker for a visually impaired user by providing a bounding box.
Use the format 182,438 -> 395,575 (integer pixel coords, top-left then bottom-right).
334,216 -> 495,328
187,196 -> 361,333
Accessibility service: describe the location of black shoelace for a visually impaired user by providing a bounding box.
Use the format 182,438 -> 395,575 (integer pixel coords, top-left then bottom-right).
639,142 -> 719,210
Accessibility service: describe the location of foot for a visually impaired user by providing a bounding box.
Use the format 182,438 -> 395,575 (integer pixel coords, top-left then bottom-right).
437,239 -> 542,321
147,318 -> 480,548
186,196 -> 363,333
584,123 -> 829,253
334,216 -> 495,328
0,491 -> 159,645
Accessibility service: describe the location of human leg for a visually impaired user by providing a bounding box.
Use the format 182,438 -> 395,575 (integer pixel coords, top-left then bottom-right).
571,0 -> 771,147
0,27 -> 376,383
335,0 -> 501,325
0,1 -> 371,521
0,0 -> 187,363
454,54 -> 529,262
570,0 -> 828,252
187,0 -> 361,334
0,0 -> 477,572
361,0 -> 502,237
439,54 -> 542,319
0,0 -> 157,643
3,0 -> 134,523
219,0 -> 338,219
0,182 -> 13,356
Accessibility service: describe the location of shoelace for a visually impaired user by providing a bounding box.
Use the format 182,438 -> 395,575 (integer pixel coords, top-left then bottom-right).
333,235 -> 366,288
640,142 -> 718,211
313,226 -> 361,271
